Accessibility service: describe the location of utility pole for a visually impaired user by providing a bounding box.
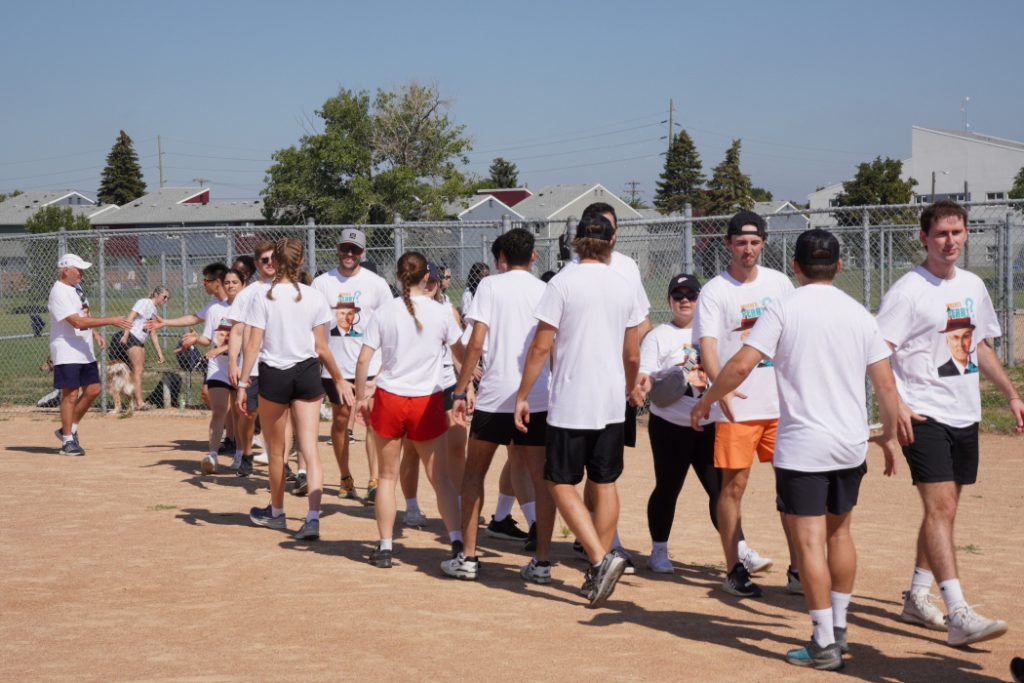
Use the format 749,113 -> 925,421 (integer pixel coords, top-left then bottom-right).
157,135 -> 165,188
667,98 -> 675,154
623,180 -> 642,207
193,177 -> 208,187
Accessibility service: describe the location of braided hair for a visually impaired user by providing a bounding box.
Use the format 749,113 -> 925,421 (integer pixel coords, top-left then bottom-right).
396,251 -> 427,332
267,237 -> 303,302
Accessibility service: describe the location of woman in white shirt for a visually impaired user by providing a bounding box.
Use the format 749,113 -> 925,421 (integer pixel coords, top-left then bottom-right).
120,286 -> 169,410
355,251 -> 466,568
237,238 -> 345,542
197,269 -> 244,474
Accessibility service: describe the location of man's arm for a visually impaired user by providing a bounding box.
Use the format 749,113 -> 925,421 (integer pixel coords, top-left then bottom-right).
64,312 -> 130,331
976,339 -> 1024,433
145,313 -> 201,331
698,336 -> 747,422
227,321 -> 245,385
690,345 -> 764,429
867,358 -> 902,475
623,325 -> 640,402
514,322 -> 556,432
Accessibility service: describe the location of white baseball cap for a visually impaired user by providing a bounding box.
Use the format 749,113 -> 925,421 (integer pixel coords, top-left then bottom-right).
58,253 -> 92,269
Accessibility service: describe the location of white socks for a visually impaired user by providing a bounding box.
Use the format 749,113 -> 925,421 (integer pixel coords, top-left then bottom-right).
71,422 -> 79,435
449,530 -> 464,543
306,510 -> 319,522
831,592 -> 852,628
379,538 -> 393,551
810,608 -> 835,646
494,493 -> 515,521
271,505 -> 284,517
939,578 -> 965,612
910,566 -> 934,593
738,539 -> 750,556
521,501 -> 537,526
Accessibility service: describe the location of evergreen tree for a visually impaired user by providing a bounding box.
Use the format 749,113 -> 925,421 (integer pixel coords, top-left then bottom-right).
653,130 -> 705,215
750,187 -> 773,202
704,139 -> 754,215
487,157 -> 519,187
97,130 -> 146,205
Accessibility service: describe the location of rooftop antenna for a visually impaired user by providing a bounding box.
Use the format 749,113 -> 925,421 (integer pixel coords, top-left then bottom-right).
961,96 -> 970,130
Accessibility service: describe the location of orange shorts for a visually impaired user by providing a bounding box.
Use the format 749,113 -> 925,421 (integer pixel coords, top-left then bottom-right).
370,388 -> 447,441
713,419 -> 777,469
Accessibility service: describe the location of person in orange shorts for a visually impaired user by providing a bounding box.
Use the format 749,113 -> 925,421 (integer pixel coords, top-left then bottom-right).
692,210 -> 799,598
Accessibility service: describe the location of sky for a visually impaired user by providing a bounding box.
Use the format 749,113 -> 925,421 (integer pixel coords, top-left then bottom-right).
2,0 -> 1023,207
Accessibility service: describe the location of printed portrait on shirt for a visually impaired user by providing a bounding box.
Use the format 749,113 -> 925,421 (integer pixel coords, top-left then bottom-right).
214,317 -> 232,348
937,301 -> 978,377
676,343 -> 708,397
733,300 -> 773,368
331,292 -> 362,337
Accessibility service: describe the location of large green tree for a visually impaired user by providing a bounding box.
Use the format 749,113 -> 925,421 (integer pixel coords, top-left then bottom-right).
262,81 -> 473,224
97,130 -> 146,205
486,157 -> 519,188
24,205 -> 92,233
834,156 -> 917,225
654,130 -> 705,215
704,139 -> 753,215
750,187 -> 773,202
1010,166 -> 1024,212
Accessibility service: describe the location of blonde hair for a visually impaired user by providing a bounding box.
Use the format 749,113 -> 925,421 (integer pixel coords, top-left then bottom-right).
572,236 -> 613,262
267,238 -> 303,302
396,252 -> 427,332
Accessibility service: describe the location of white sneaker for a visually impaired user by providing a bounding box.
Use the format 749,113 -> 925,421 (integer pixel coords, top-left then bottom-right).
740,546 -> 773,574
520,558 -> 552,584
946,602 -> 1008,647
647,547 -> 674,574
404,509 -> 428,527
900,590 -> 947,631
254,452 -> 269,465
200,453 -> 217,474
440,553 -> 479,580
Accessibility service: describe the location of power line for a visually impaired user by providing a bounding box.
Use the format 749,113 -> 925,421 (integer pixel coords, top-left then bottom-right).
520,152 -> 663,175
468,122 -> 663,156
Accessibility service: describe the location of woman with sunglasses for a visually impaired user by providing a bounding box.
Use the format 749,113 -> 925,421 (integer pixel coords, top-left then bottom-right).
120,286 -> 169,411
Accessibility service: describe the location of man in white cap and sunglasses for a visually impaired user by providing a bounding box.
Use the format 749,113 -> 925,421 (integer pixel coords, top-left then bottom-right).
47,254 -> 131,455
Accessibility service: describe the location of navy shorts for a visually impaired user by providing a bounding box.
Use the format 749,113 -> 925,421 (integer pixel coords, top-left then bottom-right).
245,378 -> 260,414
54,362 -> 100,390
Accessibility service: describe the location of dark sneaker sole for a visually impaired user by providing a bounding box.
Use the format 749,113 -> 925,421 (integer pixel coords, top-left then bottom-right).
785,653 -> 843,670
721,580 -> 763,598
484,529 -> 528,541
589,555 -> 627,607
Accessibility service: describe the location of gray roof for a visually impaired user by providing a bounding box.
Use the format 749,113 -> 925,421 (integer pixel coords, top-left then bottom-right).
915,126 -> 1024,152
513,184 -> 636,220
0,190 -> 116,227
754,200 -> 800,215
442,193 -> 522,220
90,187 -> 264,226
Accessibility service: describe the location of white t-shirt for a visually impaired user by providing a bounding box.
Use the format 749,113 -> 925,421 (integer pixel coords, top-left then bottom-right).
312,267 -> 391,379
363,295 -> 463,397
639,323 -> 710,427
876,265 -> 1001,428
440,303 -> 459,390
129,298 -> 157,343
201,300 -> 235,384
47,281 -> 94,365
245,283 -> 332,370
692,266 -> 794,422
465,270 -> 549,413
534,263 -> 644,429
745,284 -> 891,471
195,295 -> 219,322
568,250 -> 651,320
459,289 -> 474,317
228,280 -> 269,377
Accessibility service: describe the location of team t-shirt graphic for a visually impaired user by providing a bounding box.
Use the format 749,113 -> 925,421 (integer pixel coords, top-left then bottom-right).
670,342 -> 706,398
734,299 -> 774,368
937,300 -> 979,377
331,291 -> 363,338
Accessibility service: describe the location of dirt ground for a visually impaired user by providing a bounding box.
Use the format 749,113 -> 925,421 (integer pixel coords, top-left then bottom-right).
2,411 -> 1022,682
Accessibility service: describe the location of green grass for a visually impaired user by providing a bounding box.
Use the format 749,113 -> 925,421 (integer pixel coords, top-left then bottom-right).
980,366 -> 1024,433
955,544 -> 982,555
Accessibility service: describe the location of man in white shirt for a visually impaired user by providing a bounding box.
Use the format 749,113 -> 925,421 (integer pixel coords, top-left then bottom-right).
515,214 -> 642,607
47,253 -> 131,455
877,200 -> 1022,648
693,210 -> 798,598
692,229 -> 902,671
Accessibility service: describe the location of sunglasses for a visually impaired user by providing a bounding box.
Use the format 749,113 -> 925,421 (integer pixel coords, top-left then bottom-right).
203,277 -> 217,283
338,246 -> 364,254
670,290 -> 698,302
259,256 -> 273,264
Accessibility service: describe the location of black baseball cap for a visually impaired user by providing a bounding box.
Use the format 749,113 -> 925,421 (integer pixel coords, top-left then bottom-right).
667,273 -> 701,297
794,229 -> 840,266
575,214 -> 614,241
727,210 -> 767,238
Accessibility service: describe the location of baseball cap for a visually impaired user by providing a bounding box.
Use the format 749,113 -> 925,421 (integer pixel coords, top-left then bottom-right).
727,210 -> 766,238
575,214 -> 614,241
58,253 -> 92,269
338,229 -> 366,251
667,273 -> 701,297
794,229 -> 840,266
426,261 -> 443,282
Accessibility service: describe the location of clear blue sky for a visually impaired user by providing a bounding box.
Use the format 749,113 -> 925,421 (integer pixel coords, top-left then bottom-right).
2,0 -> 1022,206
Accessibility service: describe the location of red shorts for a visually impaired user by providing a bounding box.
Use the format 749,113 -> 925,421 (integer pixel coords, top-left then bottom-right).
370,388 -> 447,441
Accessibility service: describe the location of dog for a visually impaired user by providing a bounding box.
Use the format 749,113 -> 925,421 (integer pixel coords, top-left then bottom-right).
106,361 -> 135,413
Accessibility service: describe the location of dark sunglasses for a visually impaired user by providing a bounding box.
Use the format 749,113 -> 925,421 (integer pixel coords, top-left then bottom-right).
670,290 -> 698,302
259,256 -> 273,264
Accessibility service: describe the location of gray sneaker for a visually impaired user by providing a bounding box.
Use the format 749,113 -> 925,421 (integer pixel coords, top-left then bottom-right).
785,638 -> 843,670
834,626 -> 849,654
587,550 -> 627,607
520,558 -> 552,585
294,518 -> 319,541
249,505 -> 286,529
59,440 -> 85,456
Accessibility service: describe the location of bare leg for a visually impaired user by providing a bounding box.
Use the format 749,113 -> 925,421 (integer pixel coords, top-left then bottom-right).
461,439 -> 499,557
372,432 -> 404,541
787,513 -> 831,610
826,512 -> 856,594
399,439 -> 418,500
508,445 -> 536,507
523,446 -> 554,562
330,402 -> 352,479
916,482 -> 961,582
258,397 -> 290,509
549,480 -> 618,564
206,387 -> 231,454
59,388 -> 79,436
447,412 -> 467,492
291,398 -> 323,514
291,410 -> 305,471
73,383 -> 100,424
718,468 -> 750,567
127,346 -> 146,408
412,434 -> 461,535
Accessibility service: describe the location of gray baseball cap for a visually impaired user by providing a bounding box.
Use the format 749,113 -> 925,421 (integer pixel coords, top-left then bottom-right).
338,229 -> 366,250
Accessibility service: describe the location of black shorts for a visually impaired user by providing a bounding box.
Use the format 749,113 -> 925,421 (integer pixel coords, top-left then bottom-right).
901,417 -> 979,485
544,422 -> 625,485
322,375 -> 374,406
206,379 -> 234,391
471,409 -> 547,447
258,358 -> 323,405
775,463 -> 867,516
245,377 -> 259,414
54,361 -> 100,390
624,403 -> 637,448
125,334 -> 146,349
443,384 -> 456,411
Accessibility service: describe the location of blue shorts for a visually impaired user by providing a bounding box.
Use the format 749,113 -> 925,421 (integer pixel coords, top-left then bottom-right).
54,362 -> 100,390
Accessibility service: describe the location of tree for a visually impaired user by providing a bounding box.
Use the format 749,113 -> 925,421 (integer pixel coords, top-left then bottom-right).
25,205 -> 92,233
263,81 -> 473,225
486,157 -> 519,188
704,139 -> 753,215
654,130 -> 705,215
97,130 -> 146,205
833,156 -> 917,225
0,189 -> 23,203
1010,166 -> 1024,212
25,206 -> 94,299
750,187 -> 773,202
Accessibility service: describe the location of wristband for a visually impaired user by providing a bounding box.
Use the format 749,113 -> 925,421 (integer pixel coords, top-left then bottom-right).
451,392 -> 468,401
236,381 -> 250,388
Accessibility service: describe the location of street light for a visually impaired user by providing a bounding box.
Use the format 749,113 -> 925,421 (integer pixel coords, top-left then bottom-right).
931,170 -> 949,199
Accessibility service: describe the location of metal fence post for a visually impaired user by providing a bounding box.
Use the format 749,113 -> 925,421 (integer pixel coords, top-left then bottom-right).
682,204 -> 694,275
1006,212 -> 1015,367
226,226 -> 235,265
878,227 -> 885,297
393,214 -> 404,266
57,226 -> 67,257
160,253 -> 168,352
305,217 -> 316,276
501,214 -> 511,235
481,233 -> 488,263
780,232 -> 788,277
98,236 -> 108,413
180,237 -> 189,316
862,208 -> 871,310
458,224 -> 464,279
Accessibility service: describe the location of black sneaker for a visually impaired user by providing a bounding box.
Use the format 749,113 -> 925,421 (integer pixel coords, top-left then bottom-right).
572,539 -> 589,561
786,567 -> 804,595
723,562 -> 763,598
236,455 -> 253,478
347,429 -> 359,443
1011,657 -> 1024,683
59,440 -> 85,456
292,472 -> 308,496
284,464 -> 296,482
587,550 -> 628,607
485,515 -> 528,541
218,438 -> 236,455
369,545 -> 393,568
579,567 -> 597,597
450,539 -> 465,559
524,522 -> 537,552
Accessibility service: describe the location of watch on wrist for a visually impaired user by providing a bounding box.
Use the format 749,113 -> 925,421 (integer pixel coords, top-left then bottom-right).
451,391 -> 468,401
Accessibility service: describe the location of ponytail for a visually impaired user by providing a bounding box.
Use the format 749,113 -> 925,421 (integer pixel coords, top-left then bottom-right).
396,251 -> 427,332
267,238 -> 304,302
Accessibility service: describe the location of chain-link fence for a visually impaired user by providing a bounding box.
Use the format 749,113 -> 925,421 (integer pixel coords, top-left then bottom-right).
1,200 -> 1020,415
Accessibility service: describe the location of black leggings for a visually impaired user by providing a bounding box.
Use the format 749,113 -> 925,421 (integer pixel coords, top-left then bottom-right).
647,413 -> 720,543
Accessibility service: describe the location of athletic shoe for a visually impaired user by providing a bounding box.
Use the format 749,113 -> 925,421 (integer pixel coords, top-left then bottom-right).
946,603 -> 1008,647
485,515 -> 528,541
834,627 -> 849,654
236,455 -> 253,478
722,562 -> 763,598
253,452 -> 269,465
55,428 -> 79,445
619,548 -> 636,575
369,545 -> 393,568
740,546 -> 773,574
339,475 -> 357,500
1011,657 -> 1024,683
524,523 -> 537,552
229,452 -> 243,470
520,558 -> 552,585
59,440 -> 85,456
366,479 -> 378,505
580,568 -> 596,597
900,590 -> 947,631
441,552 -> 479,580
284,464 -> 296,482
249,505 -> 286,529
786,567 -> 804,595
218,438 -> 236,455
347,429 -> 359,443
785,638 -> 843,670
572,539 -> 589,561
294,519 -> 319,541
201,454 -> 217,474
450,540 -> 465,559
647,547 -> 674,574
586,550 -> 628,607
251,434 -> 263,451
404,508 -> 428,527
292,472 -> 308,496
